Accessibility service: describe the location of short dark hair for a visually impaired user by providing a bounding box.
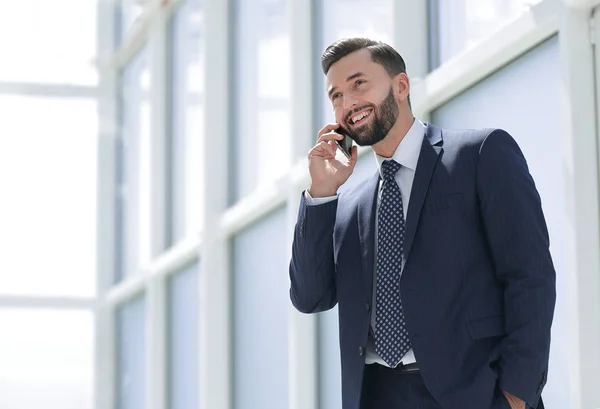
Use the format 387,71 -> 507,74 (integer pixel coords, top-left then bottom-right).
321,37 -> 411,108
321,38 -> 408,76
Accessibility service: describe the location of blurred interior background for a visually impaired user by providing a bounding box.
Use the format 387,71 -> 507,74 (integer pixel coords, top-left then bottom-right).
1,0 -> 599,408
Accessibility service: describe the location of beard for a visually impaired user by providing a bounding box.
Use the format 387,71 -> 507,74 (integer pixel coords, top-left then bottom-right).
341,87 -> 399,146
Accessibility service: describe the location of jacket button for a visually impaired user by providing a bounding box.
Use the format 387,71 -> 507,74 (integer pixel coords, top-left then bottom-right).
358,346 -> 364,356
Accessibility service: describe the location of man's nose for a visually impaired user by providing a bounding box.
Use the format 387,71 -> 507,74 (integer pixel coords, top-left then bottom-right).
343,94 -> 358,111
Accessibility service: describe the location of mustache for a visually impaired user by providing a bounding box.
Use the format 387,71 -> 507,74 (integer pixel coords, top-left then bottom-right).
344,104 -> 375,123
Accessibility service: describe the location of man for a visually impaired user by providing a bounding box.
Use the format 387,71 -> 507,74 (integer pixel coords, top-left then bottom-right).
289,38 -> 556,409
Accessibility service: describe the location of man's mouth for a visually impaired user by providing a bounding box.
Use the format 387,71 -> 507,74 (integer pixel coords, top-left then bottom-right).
347,109 -> 373,127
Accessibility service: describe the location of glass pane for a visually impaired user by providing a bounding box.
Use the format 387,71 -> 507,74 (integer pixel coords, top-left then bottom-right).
168,262 -> 200,409
117,296 -> 147,409
430,0 -> 541,69
169,0 -> 205,246
431,36 -> 568,408
318,0 -> 394,139
0,309 -> 93,409
232,207 -> 289,409
320,0 -> 394,47
116,47 -> 152,282
232,0 -> 291,203
0,96 -> 97,297
0,0 -> 97,85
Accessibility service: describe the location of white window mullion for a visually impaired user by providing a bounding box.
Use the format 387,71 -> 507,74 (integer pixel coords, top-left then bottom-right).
392,0 -> 429,87
288,1 -> 318,409
95,303 -> 116,409
393,0 -> 430,122
96,0 -> 119,408
149,5 -> 169,259
200,1 -> 232,409
146,6 -> 169,409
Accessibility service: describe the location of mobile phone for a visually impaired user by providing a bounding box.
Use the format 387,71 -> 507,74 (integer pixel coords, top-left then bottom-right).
335,127 -> 353,159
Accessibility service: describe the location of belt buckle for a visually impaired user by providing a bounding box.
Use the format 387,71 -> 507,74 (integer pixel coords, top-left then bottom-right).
395,361 -> 419,372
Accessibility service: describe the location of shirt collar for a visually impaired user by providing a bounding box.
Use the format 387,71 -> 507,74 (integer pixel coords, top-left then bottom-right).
375,117 -> 426,178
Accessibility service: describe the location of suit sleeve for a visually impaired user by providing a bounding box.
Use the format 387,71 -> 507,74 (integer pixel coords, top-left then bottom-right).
476,129 -> 556,408
289,191 -> 338,313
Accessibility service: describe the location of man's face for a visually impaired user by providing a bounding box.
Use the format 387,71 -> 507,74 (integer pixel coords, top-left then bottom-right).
326,49 -> 400,146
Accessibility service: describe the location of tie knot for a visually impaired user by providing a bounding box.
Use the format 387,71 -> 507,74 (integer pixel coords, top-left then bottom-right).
382,160 -> 401,181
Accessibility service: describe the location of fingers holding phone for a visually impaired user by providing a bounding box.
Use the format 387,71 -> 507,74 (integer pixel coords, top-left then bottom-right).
308,123 -> 358,197
315,123 -> 354,160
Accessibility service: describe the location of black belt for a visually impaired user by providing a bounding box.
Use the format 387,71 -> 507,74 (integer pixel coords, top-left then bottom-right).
369,361 -> 420,373
391,362 -> 419,372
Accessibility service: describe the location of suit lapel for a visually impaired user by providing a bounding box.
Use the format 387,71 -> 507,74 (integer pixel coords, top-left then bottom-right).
403,123 -> 443,263
357,171 -> 380,290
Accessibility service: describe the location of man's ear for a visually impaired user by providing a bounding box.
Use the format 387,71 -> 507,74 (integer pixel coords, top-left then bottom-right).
396,73 -> 410,99
393,73 -> 410,104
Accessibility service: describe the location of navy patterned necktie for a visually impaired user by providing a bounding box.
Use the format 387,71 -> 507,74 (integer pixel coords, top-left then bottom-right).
375,159 -> 411,367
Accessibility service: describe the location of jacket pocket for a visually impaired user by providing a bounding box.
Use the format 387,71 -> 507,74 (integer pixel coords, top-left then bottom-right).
467,315 -> 505,340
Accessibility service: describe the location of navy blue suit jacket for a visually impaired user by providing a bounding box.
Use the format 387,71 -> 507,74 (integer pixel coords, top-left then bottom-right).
289,124 -> 556,409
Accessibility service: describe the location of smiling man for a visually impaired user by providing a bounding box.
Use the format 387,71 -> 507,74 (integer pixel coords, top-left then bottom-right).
289,38 -> 556,409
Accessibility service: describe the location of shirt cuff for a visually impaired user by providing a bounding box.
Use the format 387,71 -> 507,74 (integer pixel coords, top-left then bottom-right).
304,189 -> 338,206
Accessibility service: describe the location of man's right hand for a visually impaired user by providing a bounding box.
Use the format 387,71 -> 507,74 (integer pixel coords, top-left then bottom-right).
307,123 -> 358,198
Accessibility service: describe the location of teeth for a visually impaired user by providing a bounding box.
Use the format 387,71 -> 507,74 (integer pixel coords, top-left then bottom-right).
352,110 -> 371,124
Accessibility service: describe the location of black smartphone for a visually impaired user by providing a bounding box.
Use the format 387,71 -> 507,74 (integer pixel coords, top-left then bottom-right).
335,127 -> 353,159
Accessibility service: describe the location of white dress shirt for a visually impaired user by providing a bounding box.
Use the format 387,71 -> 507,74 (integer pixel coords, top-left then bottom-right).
305,118 -> 426,367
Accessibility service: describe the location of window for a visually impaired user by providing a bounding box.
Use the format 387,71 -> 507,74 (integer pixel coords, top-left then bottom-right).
319,0 -> 394,48
116,296 -> 147,409
232,207 -> 289,409
0,309 -> 93,409
0,0 -> 97,85
429,0 -> 541,69
0,96 -> 97,297
168,0 -> 205,246
168,262 -> 200,409
232,0 -> 291,203
431,36 -> 568,409
116,47 -> 152,282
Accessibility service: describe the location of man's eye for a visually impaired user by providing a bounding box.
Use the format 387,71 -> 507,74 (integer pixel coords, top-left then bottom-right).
356,79 -> 366,86
332,93 -> 341,100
